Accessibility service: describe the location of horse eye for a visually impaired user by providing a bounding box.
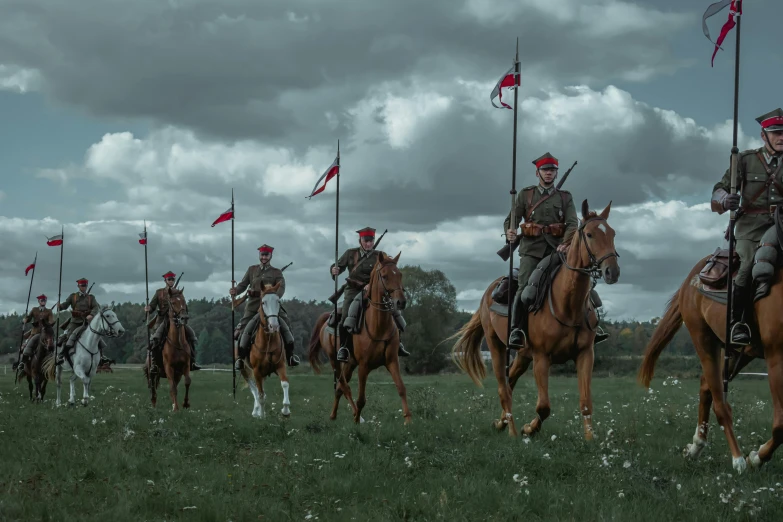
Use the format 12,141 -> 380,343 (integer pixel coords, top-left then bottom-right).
586,233 -> 593,238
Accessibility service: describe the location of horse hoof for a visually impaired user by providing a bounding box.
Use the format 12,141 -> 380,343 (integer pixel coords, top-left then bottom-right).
748,450 -> 763,469
403,417 -> 411,426
183,403 -> 190,409
584,431 -> 594,441
492,420 -> 507,432
522,424 -> 537,436
281,407 -> 291,417
732,455 -> 748,474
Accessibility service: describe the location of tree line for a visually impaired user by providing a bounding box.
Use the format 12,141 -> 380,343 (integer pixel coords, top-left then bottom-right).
0,266 -> 700,374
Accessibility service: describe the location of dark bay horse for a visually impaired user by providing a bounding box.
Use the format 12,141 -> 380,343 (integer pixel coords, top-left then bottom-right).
17,329 -> 53,402
451,201 -> 619,438
308,252 -> 410,424
144,288 -> 191,411
638,253 -> 783,473
238,283 -> 291,418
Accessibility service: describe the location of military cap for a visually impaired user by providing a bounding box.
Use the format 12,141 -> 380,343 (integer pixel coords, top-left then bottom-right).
258,244 -> 274,253
356,227 -> 376,238
76,278 -> 88,285
757,108 -> 783,132
162,271 -> 176,279
533,152 -> 559,169
36,294 -> 47,300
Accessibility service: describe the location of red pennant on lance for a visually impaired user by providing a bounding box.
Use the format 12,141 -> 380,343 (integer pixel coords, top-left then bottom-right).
306,156 -> 339,199
702,0 -> 742,67
138,232 -> 147,245
211,207 -> 234,227
25,262 -> 35,276
46,234 -> 63,247
490,64 -> 519,109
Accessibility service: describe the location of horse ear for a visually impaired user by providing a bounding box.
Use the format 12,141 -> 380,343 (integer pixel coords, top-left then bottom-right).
393,251 -> 401,263
581,199 -> 590,220
273,281 -> 281,292
378,252 -> 387,264
600,200 -> 612,220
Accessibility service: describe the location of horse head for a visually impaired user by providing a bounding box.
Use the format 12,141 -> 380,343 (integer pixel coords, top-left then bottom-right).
578,199 -> 620,285
260,283 -> 281,333
371,252 -> 407,311
95,305 -> 125,338
167,288 -> 189,328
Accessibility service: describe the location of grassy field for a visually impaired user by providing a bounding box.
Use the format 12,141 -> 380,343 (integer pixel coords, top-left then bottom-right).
1,365 -> 782,521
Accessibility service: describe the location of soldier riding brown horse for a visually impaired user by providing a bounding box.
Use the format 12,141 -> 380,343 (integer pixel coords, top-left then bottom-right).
309,251 -> 411,424
639,108 -> 783,473
146,271 -> 200,372
452,200 -> 619,438
16,294 -> 55,402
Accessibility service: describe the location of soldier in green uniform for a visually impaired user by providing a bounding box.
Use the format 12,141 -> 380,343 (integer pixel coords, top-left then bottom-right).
144,271 -> 201,372
330,227 -> 409,363
504,153 -> 609,349
55,278 -> 110,366
711,107 -> 783,344
230,244 -> 299,370
17,294 -> 55,373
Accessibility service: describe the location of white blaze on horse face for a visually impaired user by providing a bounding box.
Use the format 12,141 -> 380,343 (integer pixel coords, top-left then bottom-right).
597,223 -> 607,234
262,293 -> 280,331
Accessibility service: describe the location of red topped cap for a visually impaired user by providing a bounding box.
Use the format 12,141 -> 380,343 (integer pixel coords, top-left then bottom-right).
76,278 -> 88,285
162,271 -> 176,279
36,294 -> 47,300
533,152 -> 559,169
258,244 -> 274,253
356,227 -> 376,238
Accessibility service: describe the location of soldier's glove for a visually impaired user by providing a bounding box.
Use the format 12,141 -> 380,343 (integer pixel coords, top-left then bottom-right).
723,193 -> 740,211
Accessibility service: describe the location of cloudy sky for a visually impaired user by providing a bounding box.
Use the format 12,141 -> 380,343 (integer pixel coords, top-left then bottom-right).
1,0 -> 781,322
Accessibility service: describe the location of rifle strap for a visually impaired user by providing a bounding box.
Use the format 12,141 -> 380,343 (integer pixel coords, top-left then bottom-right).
525,188 -> 565,222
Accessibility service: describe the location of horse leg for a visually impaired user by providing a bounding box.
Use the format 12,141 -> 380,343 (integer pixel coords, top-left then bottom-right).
166,363 -> 180,412
81,374 -> 92,407
749,353 -> 783,468
386,358 -> 412,425
354,364 -> 370,424
700,350 -> 746,472
523,355 -> 551,436
243,371 -> 262,418
27,375 -> 34,402
55,366 -> 62,407
183,368 -> 191,409
575,347 -> 595,440
508,347 -> 533,391
253,366 -> 266,419
279,366 -> 291,417
68,373 -> 77,407
684,374 -> 712,459
487,336 -> 517,436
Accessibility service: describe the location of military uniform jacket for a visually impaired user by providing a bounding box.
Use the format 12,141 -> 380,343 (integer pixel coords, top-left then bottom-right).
712,147 -> 783,241
504,185 -> 578,259
60,292 -> 99,325
148,287 -> 185,317
332,248 -> 384,288
236,264 -> 285,313
25,306 -> 54,335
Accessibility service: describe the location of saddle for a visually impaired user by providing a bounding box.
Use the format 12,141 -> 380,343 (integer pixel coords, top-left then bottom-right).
528,254 -> 563,314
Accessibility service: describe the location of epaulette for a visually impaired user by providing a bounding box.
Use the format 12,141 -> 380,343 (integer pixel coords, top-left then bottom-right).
556,188 -> 571,194
522,185 -> 536,191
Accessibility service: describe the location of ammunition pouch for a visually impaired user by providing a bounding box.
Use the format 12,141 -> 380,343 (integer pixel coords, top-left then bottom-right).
699,247 -> 740,289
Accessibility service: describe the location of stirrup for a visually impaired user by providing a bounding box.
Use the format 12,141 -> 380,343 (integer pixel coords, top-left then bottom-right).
234,358 -> 244,371
398,344 -> 410,357
288,355 -> 300,367
507,329 -> 526,350
729,322 -> 751,345
190,362 -> 201,371
336,346 -> 350,362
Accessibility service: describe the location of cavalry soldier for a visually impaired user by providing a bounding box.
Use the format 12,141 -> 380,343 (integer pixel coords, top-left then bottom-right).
55,278 -> 110,366
504,153 -> 609,349
711,107 -> 783,344
144,271 -> 201,372
17,294 -> 55,373
330,227 -> 409,363
230,244 -> 300,370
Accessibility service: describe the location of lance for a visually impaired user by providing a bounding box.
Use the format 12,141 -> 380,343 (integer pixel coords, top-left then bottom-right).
143,222 -> 152,369
334,141 -> 341,390
505,39 -> 521,380
231,189 -> 236,399
723,6 -> 743,399
53,226 -> 65,368
14,252 -> 37,384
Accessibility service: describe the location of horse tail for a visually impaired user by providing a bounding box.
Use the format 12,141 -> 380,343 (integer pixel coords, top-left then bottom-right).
638,287 -> 683,388
43,353 -> 56,381
449,307 -> 486,387
308,312 -> 330,374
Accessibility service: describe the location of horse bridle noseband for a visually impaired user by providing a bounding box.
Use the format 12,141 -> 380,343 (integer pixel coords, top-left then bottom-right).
89,308 -> 122,338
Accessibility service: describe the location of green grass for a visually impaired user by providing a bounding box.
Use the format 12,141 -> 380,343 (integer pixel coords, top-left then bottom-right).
1,367 -> 781,521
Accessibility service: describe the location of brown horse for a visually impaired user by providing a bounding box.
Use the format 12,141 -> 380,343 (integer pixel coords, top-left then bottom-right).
638,253 -> 783,473
451,200 -> 619,438
238,283 -> 291,418
143,288 -> 191,411
16,329 -> 53,402
308,252 -> 410,424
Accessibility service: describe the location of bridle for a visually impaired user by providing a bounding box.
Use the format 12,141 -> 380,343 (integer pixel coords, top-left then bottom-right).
259,292 -> 280,333
89,308 -> 122,339
560,215 -> 619,280
367,262 -> 405,312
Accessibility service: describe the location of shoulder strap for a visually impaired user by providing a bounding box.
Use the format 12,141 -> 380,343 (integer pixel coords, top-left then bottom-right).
352,250 -> 359,267
72,293 -> 78,306
526,189 -> 556,221
558,190 -> 567,222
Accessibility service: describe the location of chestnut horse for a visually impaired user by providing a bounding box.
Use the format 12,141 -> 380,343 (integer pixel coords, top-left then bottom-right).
17,329 -> 53,402
308,252 -> 410,424
451,201 -> 619,438
638,253 -> 783,473
143,288 -> 191,411
238,283 -> 291,419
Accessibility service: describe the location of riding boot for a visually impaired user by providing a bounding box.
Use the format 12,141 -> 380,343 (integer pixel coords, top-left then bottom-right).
233,327 -> 244,370
284,341 -> 300,367
594,327 -> 609,344
397,340 -> 410,357
507,297 -> 528,350
336,324 -> 351,363
17,353 -> 32,373
730,284 -> 751,345
189,343 -> 201,371
98,339 -> 112,366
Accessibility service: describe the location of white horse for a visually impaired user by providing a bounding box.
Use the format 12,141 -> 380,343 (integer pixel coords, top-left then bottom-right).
45,305 -> 125,407
238,286 -> 291,419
